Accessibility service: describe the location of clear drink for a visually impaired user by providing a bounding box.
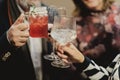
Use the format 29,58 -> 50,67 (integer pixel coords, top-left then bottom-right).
50,16 -> 76,68
51,29 -> 76,45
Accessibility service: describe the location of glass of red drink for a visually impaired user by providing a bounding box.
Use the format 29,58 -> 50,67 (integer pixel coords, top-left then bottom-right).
29,6 -> 48,38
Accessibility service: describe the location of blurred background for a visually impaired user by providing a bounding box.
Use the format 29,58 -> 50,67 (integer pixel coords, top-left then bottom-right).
43,0 -> 120,16
43,0 -> 75,16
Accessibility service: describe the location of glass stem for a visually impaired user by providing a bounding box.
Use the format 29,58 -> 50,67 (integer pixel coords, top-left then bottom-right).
52,42 -> 59,60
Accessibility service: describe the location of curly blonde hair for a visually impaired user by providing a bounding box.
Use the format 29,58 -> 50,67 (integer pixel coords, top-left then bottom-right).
72,0 -> 115,17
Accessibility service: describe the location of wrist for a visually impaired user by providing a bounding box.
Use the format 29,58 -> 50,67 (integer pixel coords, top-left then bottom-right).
74,57 -> 91,73
77,52 -> 85,63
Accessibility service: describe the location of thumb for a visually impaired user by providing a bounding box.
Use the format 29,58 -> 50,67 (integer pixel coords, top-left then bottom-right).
13,13 -> 24,25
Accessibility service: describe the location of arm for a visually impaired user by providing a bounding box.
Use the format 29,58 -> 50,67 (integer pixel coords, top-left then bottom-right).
57,43 -> 119,80
0,14 -> 29,58
75,57 -> 109,79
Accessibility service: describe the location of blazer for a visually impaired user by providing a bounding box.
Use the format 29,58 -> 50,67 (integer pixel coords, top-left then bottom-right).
0,0 -> 37,80
0,0 -> 58,80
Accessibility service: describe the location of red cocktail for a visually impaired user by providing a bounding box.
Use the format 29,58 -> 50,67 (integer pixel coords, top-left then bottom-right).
29,7 -> 48,38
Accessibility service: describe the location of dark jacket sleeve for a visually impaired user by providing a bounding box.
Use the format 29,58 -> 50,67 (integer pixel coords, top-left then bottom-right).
0,0 -> 13,57
75,54 -> 120,79
75,57 -> 110,80
0,32 -> 12,57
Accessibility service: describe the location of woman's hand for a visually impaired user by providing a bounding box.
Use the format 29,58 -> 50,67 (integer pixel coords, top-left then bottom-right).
57,43 -> 85,64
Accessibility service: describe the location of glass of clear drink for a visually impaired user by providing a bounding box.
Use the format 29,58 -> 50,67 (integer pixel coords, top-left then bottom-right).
44,6 -> 67,61
50,15 -> 77,68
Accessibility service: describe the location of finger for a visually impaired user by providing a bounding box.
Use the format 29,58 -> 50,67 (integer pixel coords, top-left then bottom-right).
62,46 -> 71,52
57,46 -> 64,53
22,30 -> 29,36
63,43 -> 77,52
17,23 -> 29,31
16,38 -> 28,46
62,59 -> 70,64
57,52 -> 68,59
15,42 -> 26,47
16,30 -> 29,38
19,37 -> 28,42
12,40 -> 26,47
14,13 -> 24,25
62,45 -> 75,56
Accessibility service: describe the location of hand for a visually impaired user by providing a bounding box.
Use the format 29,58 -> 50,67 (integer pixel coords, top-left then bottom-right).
7,13 -> 29,47
57,43 -> 85,64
